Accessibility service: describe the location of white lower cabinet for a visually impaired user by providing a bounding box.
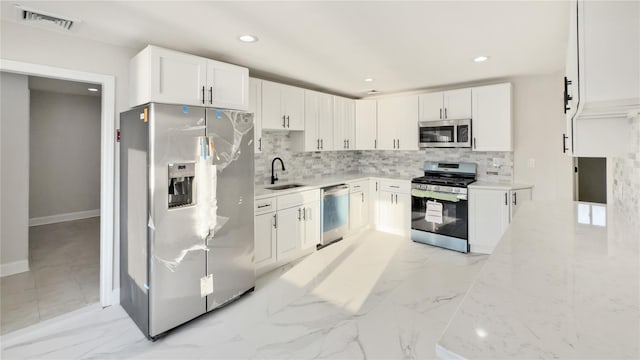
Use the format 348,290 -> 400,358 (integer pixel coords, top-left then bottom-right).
255,190 -> 320,275
348,180 -> 370,233
375,179 -> 411,237
469,187 -> 532,254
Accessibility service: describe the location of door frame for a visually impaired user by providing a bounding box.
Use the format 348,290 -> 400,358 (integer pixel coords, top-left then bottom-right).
1,59 -> 116,307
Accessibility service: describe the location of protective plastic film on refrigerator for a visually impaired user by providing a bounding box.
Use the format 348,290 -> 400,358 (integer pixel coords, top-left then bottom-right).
119,103 -> 255,339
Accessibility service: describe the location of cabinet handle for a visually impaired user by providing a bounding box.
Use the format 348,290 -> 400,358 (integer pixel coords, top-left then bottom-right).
504,192 -> 508,206
259,137 -> 262,151
257,204 -> 271,209
397,139 -> 399,149
344,139 -> 347,149
513,192 -> 517,206
440,108 -> 442,119
361,192 -> 364,203
374,139 -> 377,149
317,139 -> 320,150
473,137 -> 477,150
444,108 -> 448,119
297,208 -> 301,221
209,86 -> 213,104
347,139 -> 350,149
391,193 -> 393,203
321,139 -> 324,149
564,76 -> 573,114
389,185 -> 400,188
376,182 -> 378,191
273,214 -> 277,229
282,115 -> 286,128
393,139 -> 396,149
395,194 -> 398,204
303,207 -> 307,220
562,134 -> 569,153
202,86 -> 205,105
286,115 -> 290,128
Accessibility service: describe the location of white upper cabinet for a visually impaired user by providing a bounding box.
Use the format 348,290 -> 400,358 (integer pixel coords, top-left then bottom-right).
471,83 -> 512,152
418,89 -> 471,122
377,96 -> 419,150
333,96 -> 356,150
261,80 -> 305,130
129,45 -> 248,110
355,100 -> 377,150
564,0 -> 639,157
292,90 -> 333,151
249,78 -> 262,153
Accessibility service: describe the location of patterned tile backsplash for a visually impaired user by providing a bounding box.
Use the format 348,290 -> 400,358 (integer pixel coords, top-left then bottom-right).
611,117 -> 640,226
255,131 -> 513,185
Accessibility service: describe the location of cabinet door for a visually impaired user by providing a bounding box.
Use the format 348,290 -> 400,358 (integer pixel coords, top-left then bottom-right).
304,90 -> 321,151
418,92 -> 444,122
349,192 -> 364,232
255,212 -> 277,268
510,188 -> 532,221
276,207 -> 303,261
262,81 -> 285,129
394,193 -> 412,237
344,99 -> 356,150
249,78 -> 262,153
443,89 -> 472,120
564,0 -> 579,155
206,60 -> 249,111
150,46 -> 207,106
361,185 -> 370,227
376,191 -> 396,234
317,92 -> 334,151
469,189 -> 510,254
303,201 -> 320,249
333,96 -> 347,150
396,96 -> 419,150
472,83 -> 512,152
376,98 -> 398,150
355,100 -> 377,150
283,85 -> 305,130
370,179 -> 380,227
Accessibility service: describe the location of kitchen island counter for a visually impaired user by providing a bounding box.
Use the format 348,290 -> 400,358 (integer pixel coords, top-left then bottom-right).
437,200 -> 640,359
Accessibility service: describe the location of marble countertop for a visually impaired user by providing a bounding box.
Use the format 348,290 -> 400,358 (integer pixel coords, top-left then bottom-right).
255,173 -> 410,199
468,181 -> 532,190
436,200 -> 640,359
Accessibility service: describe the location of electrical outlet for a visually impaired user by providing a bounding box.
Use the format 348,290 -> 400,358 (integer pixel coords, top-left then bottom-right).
528,158 -> 535,168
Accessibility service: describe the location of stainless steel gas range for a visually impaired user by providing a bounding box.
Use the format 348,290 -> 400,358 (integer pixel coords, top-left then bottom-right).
410,161 -> 477,253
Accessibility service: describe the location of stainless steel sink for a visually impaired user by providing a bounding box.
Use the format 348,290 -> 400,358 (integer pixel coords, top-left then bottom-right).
265,183 -> 306,190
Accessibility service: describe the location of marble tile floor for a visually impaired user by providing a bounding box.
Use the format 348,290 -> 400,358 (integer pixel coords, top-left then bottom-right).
0,217 -> 100,335
1,229 -> 487,359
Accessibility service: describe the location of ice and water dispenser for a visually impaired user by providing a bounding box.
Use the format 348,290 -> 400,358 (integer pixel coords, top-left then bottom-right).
168,163 -> 196,208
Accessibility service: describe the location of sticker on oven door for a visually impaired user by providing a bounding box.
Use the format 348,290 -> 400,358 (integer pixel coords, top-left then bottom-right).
425,200 -> 443,224
200,274 -> 214,297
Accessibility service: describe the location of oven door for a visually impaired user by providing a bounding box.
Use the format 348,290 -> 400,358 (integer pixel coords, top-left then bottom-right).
411,191 -> 468,240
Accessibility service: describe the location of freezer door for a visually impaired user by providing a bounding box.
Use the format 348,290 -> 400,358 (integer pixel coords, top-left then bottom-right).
148,103 -> 207,337
205,108 -> 255,311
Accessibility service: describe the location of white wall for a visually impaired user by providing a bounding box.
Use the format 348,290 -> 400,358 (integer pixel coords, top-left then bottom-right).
512,73 -> 574,202
0,72 -> 30,275
29,90 -> 101,219
1,20 -> 137,288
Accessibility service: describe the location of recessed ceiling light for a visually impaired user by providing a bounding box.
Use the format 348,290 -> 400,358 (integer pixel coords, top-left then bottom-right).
364,78 -> 375,82
366,89 -> 380,95
473,56 -> 489,63
88,87 -> 98,92
238,34 -> 258,43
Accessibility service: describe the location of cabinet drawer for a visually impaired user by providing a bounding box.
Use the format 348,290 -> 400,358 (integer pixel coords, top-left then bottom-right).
277,189 -> 320,210
348,180 -> 368,193
255,197 -> 276,215
379,179 -> 410,194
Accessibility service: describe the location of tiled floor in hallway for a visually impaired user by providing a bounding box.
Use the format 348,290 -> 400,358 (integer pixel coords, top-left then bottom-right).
1,230 -> 487,359
0,217 -> 100,334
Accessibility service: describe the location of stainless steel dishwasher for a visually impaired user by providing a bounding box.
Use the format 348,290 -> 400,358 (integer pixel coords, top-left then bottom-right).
319,184 -> 349,249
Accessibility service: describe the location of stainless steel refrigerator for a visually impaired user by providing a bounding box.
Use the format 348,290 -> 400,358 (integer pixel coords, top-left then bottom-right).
119,103 -> 255,339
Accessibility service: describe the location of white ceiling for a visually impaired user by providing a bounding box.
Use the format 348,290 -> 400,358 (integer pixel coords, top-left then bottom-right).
28,76 -> 102,97
2,1 -> 570,98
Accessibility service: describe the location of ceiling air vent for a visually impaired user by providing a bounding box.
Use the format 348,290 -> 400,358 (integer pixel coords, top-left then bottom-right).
16,5 -> 77,31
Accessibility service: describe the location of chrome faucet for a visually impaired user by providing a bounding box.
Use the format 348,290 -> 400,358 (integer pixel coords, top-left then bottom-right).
271,157 -> 286,184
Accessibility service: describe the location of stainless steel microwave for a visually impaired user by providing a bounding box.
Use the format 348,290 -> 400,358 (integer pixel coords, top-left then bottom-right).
418,119 -> 471,148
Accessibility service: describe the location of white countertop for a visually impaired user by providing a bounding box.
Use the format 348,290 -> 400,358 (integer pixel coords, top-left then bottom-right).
436,200 -> 640,359
254,173 -> 409,199
468,181 -> 532,190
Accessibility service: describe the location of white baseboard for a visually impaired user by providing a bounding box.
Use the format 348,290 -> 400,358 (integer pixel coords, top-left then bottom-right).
29,209 -> 100,227
0,260 -> 29,277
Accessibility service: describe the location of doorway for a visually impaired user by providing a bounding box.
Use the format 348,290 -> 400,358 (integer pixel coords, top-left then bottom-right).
575,157 -> 607,204
0,60 -> 116,322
